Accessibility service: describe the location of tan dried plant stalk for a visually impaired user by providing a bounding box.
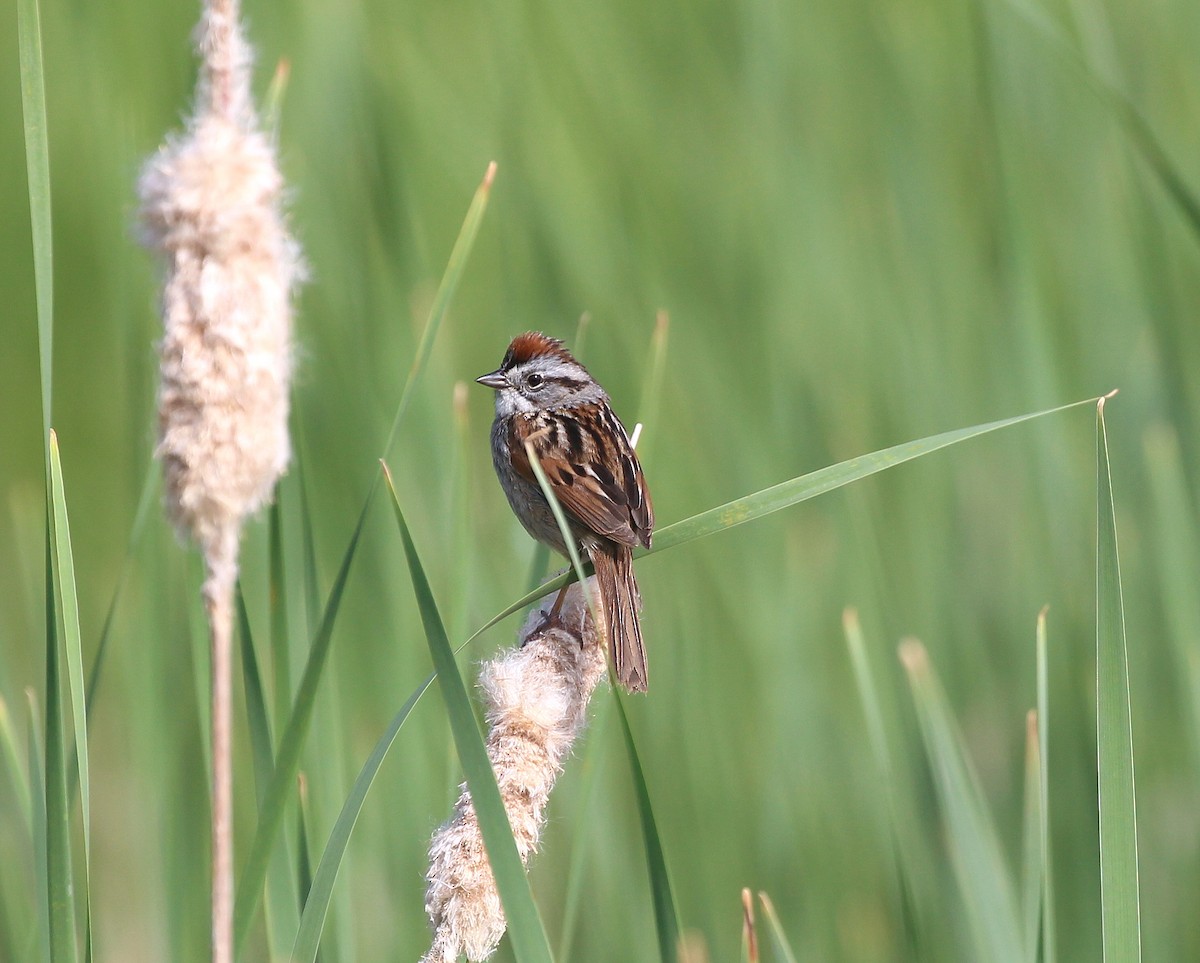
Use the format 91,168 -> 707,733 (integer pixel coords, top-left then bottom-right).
136,0 -> 300,960
422,581 -> 609,963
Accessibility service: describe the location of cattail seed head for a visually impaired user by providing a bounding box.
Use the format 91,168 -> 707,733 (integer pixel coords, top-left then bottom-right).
422,581 -> 608,962
138,1 -> 300,567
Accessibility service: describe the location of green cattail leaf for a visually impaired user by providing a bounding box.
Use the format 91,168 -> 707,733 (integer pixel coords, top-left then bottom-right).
44,536 -> 78,963
47,433 -> 91,957
384,468 -> 554,963
383,161 -> 496,459
27,690 -> 50,961
1020,710 -> 1042,963
18,0 -> 53,443
1096,399 -> 1141,961
901,641 -> 1023,963
233,500 -> 369,957
757,892 -> 799,963
612,691 -> 680,962
473,397 -> 1103,634
1037,611 -> 1057,963
291,671 -> 435,963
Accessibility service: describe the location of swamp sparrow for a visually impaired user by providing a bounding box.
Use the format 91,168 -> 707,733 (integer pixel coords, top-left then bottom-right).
476,332 -> 654,692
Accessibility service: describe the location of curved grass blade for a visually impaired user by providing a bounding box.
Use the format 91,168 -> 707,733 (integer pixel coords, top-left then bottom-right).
521,440 -> 595,617
48,432 -> 91,957
0,698 -> 32,835
613,690 -> 680,962
1096,398 -> 1141,961
18,0 -> 53,443
44,536 -> 78,963
555,696 -> 612,962
27,690 -> 50,962
232,502 -> 369,956
384,466 -> 554,963
634,310 -> 669,468
383,161 -> 496,460
652,397 -> 1098,553
757,892 -> 798,963
843,609 -> 923,955
987,0 -> 1200,243
900,640 -> 1022,963
236,587 -> 298,960
82,457 -> 156,726
472,397 -> 1103,635
1020,710 -> 1042,963
290,671 -> 435,963
236,587 -> 274,805
1037,610 -> 1057,963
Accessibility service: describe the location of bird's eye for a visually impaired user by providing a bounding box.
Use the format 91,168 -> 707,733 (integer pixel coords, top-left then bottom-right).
525,372 -> 545,390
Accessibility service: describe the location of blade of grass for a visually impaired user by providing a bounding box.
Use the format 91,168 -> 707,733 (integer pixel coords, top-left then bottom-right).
47,432 -> 91,959
1095,397 -> 1141,961
1021,710 -> 1042,963
842,609 -> 923,955
555,695 -> 612,962
651,397 -> 1099,554
521,440 -> 595,618
1142,426 -> 1200,765
187,553 -> 214,781
986,0 -> 1200,242
0,697 -> 33,838
232,502 -> 368,956
383,161 -> 496,460
44,536 -> 78,963
384,466 -> 554,963
613,689 -> 680,962
757,892 -> 798,963
900,640 -> 1023,963
18,0 -> 53,443
741,888 -> 758,963
27,689 -> 50,962
285,162 -> 495,961
236,587 -> 273,796
475,397 -> 1103,639
237,585 -> 297,960
290,671 -> 435,963
1037,610 -> 1057,963
82,457 -> 157,725
634,311 -> 669,468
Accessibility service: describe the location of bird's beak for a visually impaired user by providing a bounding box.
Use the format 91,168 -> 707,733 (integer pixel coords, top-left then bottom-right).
475,370 -> 508,390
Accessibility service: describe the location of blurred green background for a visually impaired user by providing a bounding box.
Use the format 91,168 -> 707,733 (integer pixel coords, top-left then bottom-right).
3,0 -> 1200,958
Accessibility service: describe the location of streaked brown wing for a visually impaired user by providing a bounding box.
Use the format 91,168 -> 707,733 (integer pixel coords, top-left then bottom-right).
509,406 -> 653,550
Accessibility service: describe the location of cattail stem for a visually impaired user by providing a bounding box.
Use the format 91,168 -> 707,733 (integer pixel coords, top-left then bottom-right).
138,0 -> 299,957
199,0 -> 244,123
203,524 -> 238,963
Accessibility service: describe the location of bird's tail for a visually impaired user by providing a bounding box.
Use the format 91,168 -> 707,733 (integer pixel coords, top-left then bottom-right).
591,545 -> 647,692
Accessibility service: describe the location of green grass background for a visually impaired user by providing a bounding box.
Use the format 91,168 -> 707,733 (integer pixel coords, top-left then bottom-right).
3,0 -> 1200,958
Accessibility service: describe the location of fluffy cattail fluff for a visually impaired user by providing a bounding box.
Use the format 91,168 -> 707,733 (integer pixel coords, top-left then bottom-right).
139,1 -> 299,566
422,581 -> 609,963
136,2 -> 299,961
